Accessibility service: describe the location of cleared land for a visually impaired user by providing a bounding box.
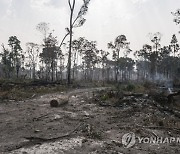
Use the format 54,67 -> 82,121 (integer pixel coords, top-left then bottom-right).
0,86 -> 179,154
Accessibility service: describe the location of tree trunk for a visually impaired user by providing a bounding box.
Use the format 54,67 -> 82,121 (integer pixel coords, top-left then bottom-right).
67,0 -> 75,85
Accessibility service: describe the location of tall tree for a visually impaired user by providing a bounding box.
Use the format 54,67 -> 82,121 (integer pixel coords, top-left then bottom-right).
26,42 -> 39,80
135,44 -> 153,79
108,35 -> 130,81
99,50 -> 109,81
149,32 -> 162,80
36,22 -> 49,43
71,37 -> 86,79
170,34 -> 179,57
136,60 -> 150,81
0,44 -> 13,78
67,0 -> 91,84
81,39 -> 98,80
117,57 -> 135,81
172,9 -> 180,32
39,33 -> 60,81
8,36 -> 24,78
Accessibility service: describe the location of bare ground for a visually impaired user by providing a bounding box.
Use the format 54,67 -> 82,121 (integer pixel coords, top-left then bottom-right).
0,87 -> 179,154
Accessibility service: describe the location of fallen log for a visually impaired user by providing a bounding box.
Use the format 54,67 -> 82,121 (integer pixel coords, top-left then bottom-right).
24,122 -> 84,143
124,93 -> 144,97
50,98 -> 68,107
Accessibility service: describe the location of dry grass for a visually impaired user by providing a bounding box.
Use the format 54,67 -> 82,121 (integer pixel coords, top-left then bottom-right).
0,80 -> 67,101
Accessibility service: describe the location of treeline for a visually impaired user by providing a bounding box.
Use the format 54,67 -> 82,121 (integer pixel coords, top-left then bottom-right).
0,31 -> 180,83
0,6 -> 180,84
135,32 -> 180,81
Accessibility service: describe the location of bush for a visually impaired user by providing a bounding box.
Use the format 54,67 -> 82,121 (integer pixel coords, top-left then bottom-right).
125,84 -> 135,91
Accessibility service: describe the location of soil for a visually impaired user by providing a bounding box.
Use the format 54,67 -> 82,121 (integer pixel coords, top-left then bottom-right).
0,87 -> 179,154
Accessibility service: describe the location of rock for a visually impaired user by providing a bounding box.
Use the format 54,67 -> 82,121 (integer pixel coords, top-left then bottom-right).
54,114 -> 62,120
34,129 -> 41,133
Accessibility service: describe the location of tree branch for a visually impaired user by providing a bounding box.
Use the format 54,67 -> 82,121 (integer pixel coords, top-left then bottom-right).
59,32 -> 70,49
68,0 -> 72,9
72,16 -> 79,27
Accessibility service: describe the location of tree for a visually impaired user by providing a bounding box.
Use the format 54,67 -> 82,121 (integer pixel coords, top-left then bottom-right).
108,35 -> 130,81
117,57 -> 135,81
26,42 -> 39,80
36,23 -> 64,81
71,37 -> 87,79
58,52 -> 65,81
172,9 -> 180,32
135,44 -> 154,80
0,44 -> 13,78
170,34 -> 179,57
8,36 -> 24,78
80,39 -> 98,80
99,50 -> 109,81
149,32 -> 162,53
39,33 -> 60,81
36,22 -> 49,42
67,0 -> 91,84
136,60 -> 150,81
149,32 -> 162,80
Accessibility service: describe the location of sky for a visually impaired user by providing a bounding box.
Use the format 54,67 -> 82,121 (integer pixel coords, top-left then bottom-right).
0,0 -> 180,57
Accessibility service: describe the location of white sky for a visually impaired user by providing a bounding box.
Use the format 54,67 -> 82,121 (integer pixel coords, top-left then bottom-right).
0,0 -> 180,56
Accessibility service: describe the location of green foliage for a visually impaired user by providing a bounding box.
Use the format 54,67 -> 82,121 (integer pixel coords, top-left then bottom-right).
117,57 -> 135,71
170,34 -> 179,57
115,82 -> 147,93
172,9 -> 180,30
0,36 -> 24,78
108,34 -> 131,60
0,80 -> 67,101
101,94 -> 109,101
125,83 -> 135,91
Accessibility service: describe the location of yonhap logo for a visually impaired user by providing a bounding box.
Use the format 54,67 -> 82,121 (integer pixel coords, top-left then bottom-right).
122,132 -> 180,148
122,132 -> 136,148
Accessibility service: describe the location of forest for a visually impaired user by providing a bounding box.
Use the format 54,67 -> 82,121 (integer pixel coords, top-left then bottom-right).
0,1 -> 180,86
0,0 -> 180,154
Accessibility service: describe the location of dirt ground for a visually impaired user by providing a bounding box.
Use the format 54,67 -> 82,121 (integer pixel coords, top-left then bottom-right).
0,87 -> 179,154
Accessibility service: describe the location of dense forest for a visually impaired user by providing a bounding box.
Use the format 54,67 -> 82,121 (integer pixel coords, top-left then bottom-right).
0,1 -> 180,86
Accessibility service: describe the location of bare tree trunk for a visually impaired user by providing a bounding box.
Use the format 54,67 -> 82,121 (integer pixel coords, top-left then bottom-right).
72,51 -> 77,80
67,0 -> 75,85
33,63 -> 36,80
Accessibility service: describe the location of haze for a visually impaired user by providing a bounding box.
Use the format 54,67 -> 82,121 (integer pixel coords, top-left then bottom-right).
0,0 -> 180,54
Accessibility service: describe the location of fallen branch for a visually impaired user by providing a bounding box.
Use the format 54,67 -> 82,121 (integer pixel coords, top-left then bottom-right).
24,122 -> 84,142
153,102 -> 180,118
33,113 -> 51,121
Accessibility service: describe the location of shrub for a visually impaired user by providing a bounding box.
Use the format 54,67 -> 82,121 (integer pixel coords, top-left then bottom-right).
125,83 -> 135,91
